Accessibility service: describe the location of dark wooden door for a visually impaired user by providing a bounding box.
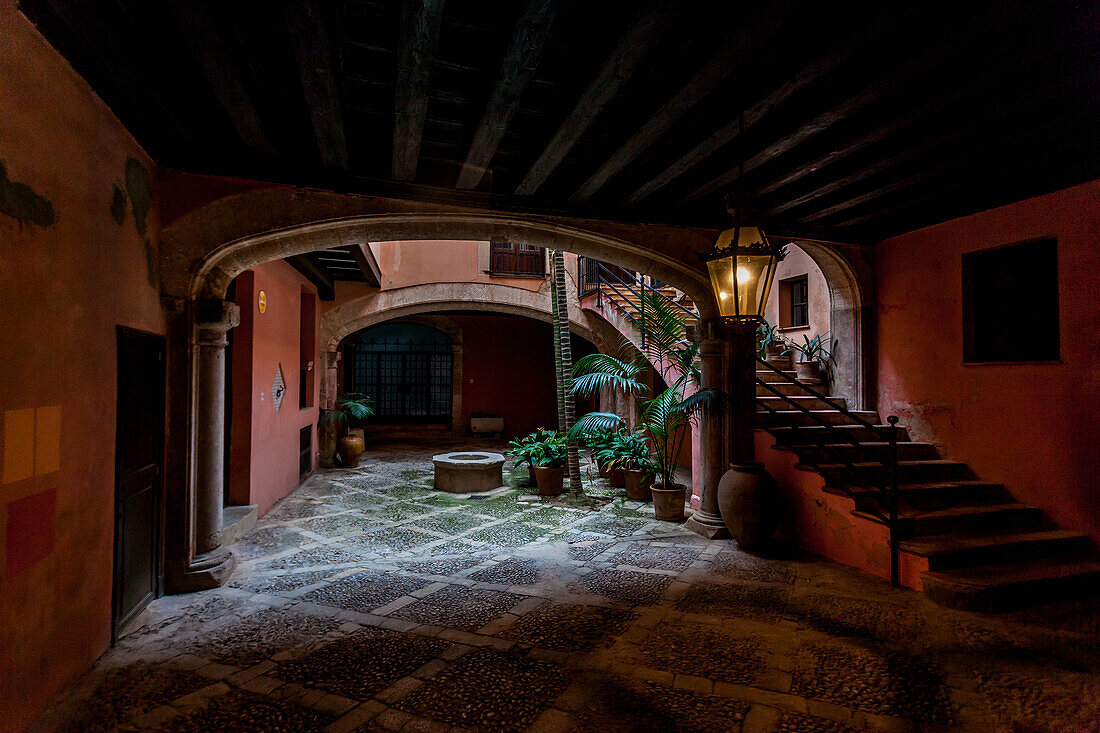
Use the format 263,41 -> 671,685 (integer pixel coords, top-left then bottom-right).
114,328 -> 165,638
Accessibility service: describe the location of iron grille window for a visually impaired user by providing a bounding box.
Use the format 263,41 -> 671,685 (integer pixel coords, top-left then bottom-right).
346,322 -> 453,423
299,426 -> 312,477
490,241 -> 546,277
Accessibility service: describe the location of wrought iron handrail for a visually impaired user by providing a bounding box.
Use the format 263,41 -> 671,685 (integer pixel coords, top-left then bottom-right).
580,260 -> 697,355
754,357 -> 902,586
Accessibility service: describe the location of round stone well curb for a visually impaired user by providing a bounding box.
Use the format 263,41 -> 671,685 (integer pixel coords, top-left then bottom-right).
432,451 -> 506,493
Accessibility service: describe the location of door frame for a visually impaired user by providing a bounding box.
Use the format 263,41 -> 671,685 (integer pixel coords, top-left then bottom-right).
113,326 -> 166,642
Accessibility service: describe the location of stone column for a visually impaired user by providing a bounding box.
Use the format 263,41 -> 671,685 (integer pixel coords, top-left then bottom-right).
180,298 -> 239,590
684,321 -> 731,539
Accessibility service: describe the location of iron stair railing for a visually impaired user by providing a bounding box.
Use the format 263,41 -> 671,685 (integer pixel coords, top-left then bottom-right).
579,259 -> 698,354
754,357 -> 902,586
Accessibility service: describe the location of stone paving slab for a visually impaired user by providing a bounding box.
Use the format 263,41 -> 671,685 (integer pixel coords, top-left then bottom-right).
37,440 -> 1100,732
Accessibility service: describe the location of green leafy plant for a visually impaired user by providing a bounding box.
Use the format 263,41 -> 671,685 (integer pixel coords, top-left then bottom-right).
569,291 -> 726,490
756,319 -> 788,360
794,333 -> 837,366
507,427 -> 557,467
318,393 -> 374,437
599,430 -> 653,472
528,430 -> 569,468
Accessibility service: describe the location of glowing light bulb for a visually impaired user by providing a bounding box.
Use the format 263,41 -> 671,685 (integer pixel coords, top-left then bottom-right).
736,267 -> 751,284
718,291 -> 728,300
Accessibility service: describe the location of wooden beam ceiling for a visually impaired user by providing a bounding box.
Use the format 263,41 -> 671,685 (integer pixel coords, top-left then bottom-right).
15,0 -> 1099,242
568,0 -> 797,202
392,0 -> 446,181
163,0 -> 274,156
455,0 -> 560,190
514,0 -> 675,196
284,0 -> 348,170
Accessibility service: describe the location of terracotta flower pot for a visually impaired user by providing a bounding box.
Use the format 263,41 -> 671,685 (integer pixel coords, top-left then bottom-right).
794,361 -> 824,381
596,458 -> 610,478
623,469 -> 653,502
527,463 -> 537,486
651,482 -> 687,521
534,465 -> 565,496
765,342 -> 787,359
609,468 -> 626,488
338,433 -> 364,467
717,462 -> 780,550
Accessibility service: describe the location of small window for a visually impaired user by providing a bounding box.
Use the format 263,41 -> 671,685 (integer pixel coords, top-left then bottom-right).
963,238 -> 1059,363
489,241 -> 546,277
779,276 -> 809,329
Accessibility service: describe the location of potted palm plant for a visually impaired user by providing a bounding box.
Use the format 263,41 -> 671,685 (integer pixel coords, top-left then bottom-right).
318,393 -> 374,467
570,289 -> 726,520
792,333 -> 837,382
570,351 -> 648,488
530,431 -> 569,496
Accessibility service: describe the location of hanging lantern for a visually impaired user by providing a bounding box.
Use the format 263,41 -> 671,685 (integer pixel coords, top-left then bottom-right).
699,219 -> 783,324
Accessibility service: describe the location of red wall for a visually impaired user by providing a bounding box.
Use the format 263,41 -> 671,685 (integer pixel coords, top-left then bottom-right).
875,180 -> 1100,539
449,315 -> 560,438
0,3 -> 164,726
230,262 -> 320,516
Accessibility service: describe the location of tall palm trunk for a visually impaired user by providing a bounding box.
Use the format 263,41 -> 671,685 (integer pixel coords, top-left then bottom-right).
549,250 -> 583,495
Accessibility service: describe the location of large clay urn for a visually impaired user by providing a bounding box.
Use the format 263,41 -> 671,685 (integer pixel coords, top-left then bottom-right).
717,462 -> 780,549
338,433 -> 365,467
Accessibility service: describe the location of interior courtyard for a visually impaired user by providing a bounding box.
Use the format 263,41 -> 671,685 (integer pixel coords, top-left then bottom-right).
1,1 -> 1098,731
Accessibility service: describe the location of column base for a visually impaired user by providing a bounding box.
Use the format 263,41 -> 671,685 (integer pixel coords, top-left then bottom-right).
174,547 -> 238,593
684,509 -> 730,540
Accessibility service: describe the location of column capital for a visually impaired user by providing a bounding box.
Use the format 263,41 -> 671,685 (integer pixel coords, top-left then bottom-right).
194,299 -> 240,348
195,298 -> 240,331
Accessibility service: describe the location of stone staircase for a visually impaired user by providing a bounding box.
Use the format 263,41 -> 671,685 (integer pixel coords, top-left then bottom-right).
756,353 -> 1099,612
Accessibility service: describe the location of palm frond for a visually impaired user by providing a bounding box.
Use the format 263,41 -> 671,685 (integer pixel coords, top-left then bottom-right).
678,387 -> 728,422
567,412 -> 626,441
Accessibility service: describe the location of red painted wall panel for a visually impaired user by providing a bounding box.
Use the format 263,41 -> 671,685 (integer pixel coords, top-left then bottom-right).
875,180 -> 1100,540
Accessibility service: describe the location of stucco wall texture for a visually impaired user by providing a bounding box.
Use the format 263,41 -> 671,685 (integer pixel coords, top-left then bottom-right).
230,262 -> 321,517
875,180 -> 1100,541
0,2 -> 164,726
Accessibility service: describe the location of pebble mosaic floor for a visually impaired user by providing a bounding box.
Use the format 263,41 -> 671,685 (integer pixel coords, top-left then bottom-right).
36,440 -> 1100,732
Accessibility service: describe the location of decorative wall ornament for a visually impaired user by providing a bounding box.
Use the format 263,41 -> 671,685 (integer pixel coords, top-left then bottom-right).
272,364 -> 286,410
258,290 -> 267,314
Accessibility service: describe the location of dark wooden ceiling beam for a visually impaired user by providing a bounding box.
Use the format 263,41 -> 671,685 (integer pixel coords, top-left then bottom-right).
514,0 -> 676,196
680,4 -> 1023,205
392,0 -> 446,181
569,0 -> 797,202
800,160 -> 954,224
346,244 -> 382,287
287,254 -> 336,300
624,31 -> 866,205
164,0 -> 275,155
284,0 -> 348,170
456,0 -> 559,190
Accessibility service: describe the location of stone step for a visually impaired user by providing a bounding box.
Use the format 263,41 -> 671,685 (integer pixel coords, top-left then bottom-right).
756,369 -> 798,383
901,529 -> 1093,571
770,423 -> 911,443
921,558 -> 1100,612
756,381 -> 814,396
833,479 -> 1012,512
755,409 -> 882,427
817,458 -> 975,484
786,441 -> 939,463
757,394 -> 848,411
854,501 -> 1043,537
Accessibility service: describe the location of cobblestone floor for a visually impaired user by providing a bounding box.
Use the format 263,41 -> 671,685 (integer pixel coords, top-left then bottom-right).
36,440 -> 1100,732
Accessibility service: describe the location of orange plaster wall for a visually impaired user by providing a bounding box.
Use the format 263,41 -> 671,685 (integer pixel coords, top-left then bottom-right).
230,262 -> 321,517
369,240 -> 572,293
875,181 -> 1100,541
0,3 -> 164,726
758,433 -> 927,589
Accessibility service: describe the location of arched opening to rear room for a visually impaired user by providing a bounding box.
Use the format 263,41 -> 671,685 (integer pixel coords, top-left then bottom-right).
159,194 -> 872,590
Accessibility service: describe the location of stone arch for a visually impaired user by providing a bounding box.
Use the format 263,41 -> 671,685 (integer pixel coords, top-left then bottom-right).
181,210 -> 718,319
785,238 -> 874,410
